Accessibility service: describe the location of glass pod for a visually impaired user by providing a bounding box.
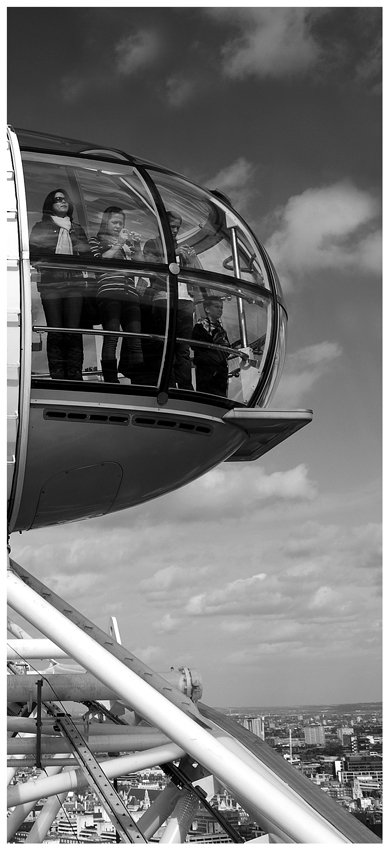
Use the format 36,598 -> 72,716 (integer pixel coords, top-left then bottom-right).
18,130 -> 286,408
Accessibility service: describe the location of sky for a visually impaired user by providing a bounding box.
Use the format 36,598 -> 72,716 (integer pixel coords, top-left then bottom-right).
7,5 -> 382,708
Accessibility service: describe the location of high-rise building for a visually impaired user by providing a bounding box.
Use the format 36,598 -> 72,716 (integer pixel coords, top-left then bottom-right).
242,716 -> 265,740
337,727 -> 354,746
304,726 -> 325,746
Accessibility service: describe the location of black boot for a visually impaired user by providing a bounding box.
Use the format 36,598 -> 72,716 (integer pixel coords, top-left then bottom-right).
101,359 -> 119,383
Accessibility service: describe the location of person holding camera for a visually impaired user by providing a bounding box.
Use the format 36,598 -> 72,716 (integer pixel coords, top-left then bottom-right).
89,206 -> 143,383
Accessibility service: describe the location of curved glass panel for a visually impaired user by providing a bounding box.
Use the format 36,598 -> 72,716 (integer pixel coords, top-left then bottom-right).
175,274 -> 271,403
148,170 -> 270,289
23,148 -> 282,407
30,260 -> 170,387
22,151 -> 165,250
257,305 -> 287,407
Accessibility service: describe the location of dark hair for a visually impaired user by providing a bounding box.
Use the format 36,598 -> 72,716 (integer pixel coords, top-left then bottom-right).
97,206 -> 125,240
204,296 -> 223,307
167,211 -> 182,226
42,189 -> 74,219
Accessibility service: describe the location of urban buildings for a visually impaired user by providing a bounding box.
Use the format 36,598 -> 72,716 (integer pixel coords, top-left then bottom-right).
9,702 -> 382,842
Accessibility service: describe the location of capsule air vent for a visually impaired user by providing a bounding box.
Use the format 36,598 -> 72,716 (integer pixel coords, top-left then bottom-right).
132,415 -> 212,436
43,409 -> 129,425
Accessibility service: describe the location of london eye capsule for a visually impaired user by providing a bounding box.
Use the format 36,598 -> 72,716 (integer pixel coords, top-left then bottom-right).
7,125 -> 312,533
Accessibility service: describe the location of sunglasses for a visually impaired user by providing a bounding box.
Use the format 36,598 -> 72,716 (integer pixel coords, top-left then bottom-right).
54,196 -> 67,203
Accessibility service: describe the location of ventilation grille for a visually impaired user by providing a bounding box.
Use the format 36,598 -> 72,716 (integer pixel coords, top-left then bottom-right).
43,410 -> 129,425
42,409 -> 212,435
132,416 -> 212,435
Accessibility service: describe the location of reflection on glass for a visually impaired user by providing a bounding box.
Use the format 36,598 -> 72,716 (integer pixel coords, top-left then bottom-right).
30,264 -> 169,388
29,187 -> 91,380
89,206 -> 144,383
22,151 -> 165,266
149,170 -> 269,289
25,149 -> 279,405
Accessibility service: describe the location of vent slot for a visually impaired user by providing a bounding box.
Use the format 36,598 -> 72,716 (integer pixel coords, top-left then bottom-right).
132,415 -> 212,436
43,409 -> 129,426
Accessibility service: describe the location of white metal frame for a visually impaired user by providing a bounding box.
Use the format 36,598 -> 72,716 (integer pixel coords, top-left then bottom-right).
7,556 -> 365,845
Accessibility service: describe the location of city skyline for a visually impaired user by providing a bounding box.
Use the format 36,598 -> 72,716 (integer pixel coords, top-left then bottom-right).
7,6 -> 382,706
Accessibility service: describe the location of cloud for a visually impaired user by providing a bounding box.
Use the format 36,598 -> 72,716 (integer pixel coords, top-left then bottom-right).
273,342 -> 342,407
207,158 -> 257,213
114,30 -> 161,75
148,464 -> 317,524
354,33 -> 381,94
265,182 -> 381,290
42,571 -> 105,598
139,565 -> 210,604
131,645 -> 162,665
59,75 -> 90,104
153,614 -> 182,635
208,9 -> 321,79
165,75 -> 196,107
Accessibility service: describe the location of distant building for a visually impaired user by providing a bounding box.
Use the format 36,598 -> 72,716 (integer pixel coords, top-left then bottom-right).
304,726 -> 325,746
242,716 -> 265,740
337,727 -> 354,746
339,754 -> 382,791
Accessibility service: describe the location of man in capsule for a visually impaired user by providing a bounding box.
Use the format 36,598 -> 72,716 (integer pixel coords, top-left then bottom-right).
140,212 -> 199,390
191,296 -> 231,397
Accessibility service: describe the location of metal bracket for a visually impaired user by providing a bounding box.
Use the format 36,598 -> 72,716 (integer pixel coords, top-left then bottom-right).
51,710 -> 146,843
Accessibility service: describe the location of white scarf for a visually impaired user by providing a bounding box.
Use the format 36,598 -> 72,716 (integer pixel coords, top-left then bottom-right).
51,215 -> 73,254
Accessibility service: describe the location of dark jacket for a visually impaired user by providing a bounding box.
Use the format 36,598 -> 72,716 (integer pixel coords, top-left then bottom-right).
191,318 -> 230,367
29,216 -> 91,292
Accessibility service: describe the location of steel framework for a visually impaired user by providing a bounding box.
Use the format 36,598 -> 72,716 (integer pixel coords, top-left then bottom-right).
7,556 -> 379,844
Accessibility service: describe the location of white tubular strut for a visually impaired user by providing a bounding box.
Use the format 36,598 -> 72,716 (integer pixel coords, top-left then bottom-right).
7,566 -> 351,844
8,732 -> 170,755
7,766 -> 63,841
136,783 -> 182,841
7,745 -> 185,808
159,790 -> 200,843
25,782 -> 70,844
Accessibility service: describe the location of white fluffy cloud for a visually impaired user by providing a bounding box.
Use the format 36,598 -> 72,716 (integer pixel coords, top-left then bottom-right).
273,342 -> 342,407
175,520 -> 381,668
115,30 -> 161,75
165,75 -> 196,107
150,464 -> 317,524
153,614 -> 182,635
207,158 -> 257,213
265,181 -> 381,290
208,9 -> 321,79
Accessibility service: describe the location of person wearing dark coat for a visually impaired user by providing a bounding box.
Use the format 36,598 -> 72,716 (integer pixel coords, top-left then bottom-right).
135,212 -> 198,389
29,189 -> 91,380
191,297 -> 231,397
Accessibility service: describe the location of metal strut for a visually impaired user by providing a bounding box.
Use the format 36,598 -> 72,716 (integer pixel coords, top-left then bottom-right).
48,708 -> 146,843
9,558 -> 208,727
162,760 -> 244,843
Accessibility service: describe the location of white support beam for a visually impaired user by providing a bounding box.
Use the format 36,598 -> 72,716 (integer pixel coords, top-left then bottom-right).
7,717 -> 163,735
9,731 -> 170,755
7,566 -> 351,844
7,744 -> 185,807
136,783 -> 182,841
7,639 -> 69,659
25,784 -> 69,844
7,766 -> 62,842
159,789 -> 200,843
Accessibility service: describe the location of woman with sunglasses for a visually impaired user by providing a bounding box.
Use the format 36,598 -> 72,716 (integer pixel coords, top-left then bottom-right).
29,189 -> 91,380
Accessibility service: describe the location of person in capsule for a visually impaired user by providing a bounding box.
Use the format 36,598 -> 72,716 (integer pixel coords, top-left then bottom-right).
191,296 -> 231,397
89,206 -> 144,383
29,189 -> 91,381
140,211 -> 199,390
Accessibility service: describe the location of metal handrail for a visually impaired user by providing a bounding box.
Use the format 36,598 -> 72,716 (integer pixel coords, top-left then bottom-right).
32,325 -> 252,361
